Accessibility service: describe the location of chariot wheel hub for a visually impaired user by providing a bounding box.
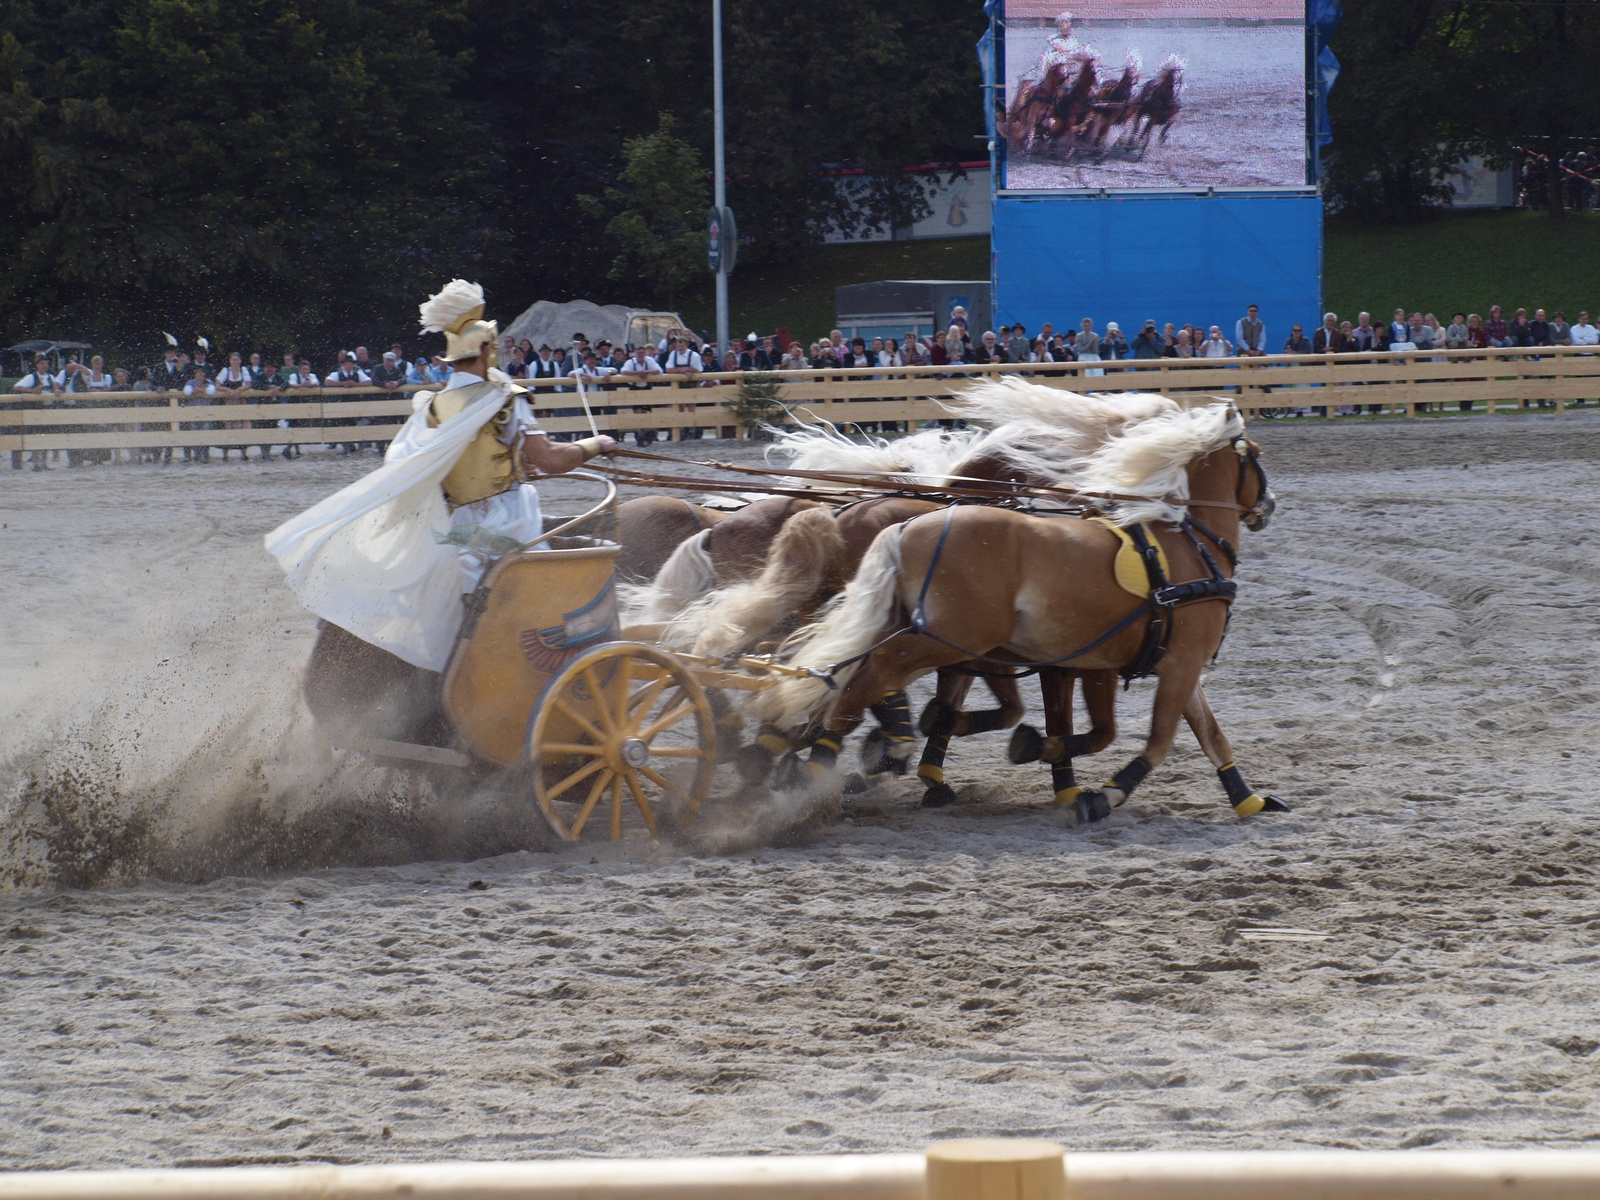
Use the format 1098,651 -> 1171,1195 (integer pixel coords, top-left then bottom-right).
618,737 -> 651,768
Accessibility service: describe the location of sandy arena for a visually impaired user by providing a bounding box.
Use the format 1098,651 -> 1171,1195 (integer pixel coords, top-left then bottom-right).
3,412 -> 1600,1168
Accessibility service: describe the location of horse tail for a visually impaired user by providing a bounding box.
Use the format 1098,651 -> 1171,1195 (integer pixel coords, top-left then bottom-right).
637,527 -> 718,621
750,523 -> 907,730
668,507 -> 848,659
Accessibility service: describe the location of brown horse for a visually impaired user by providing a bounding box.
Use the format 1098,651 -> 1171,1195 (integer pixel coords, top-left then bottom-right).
614,495 -> 727,583
752,404 -> 1286,826
1130,57 -> 1183,154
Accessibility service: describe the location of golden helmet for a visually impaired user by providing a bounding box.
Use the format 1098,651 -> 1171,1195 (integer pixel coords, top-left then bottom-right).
419,279 -> 500,365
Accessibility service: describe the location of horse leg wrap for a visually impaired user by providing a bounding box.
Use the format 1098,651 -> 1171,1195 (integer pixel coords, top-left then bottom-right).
872,691 -> 917,763
806,731 -> 843,778
1217,761 -> 1290,817
736,723 -> 790,786
1040,733 -> 1095,764
1104,755 -> 1153,805
952,708 -> 1009,737
709,691 -> 744,759
755,724 -> 790,756
918,696 -> 956,737
1051,762 -> 1081,808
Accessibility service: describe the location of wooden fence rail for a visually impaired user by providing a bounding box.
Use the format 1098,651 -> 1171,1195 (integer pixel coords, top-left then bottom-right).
5,346 -> 1599,456
4,1147 -> 1600,1200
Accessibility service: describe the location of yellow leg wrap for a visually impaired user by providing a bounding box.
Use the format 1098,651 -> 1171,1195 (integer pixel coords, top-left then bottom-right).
1234,793 -> 1267,818
1053,785 -> 1083,808
917,764 -> 945,784
755,733 -> 788,754
806,760 -> 832,778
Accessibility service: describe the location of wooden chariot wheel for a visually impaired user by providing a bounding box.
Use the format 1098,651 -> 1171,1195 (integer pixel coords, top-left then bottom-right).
524,642 -> 717,841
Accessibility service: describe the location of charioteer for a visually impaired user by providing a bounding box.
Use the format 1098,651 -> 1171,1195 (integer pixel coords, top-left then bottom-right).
265,280 -> 616,671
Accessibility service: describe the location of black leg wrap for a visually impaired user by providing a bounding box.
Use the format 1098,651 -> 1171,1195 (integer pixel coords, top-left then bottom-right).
1217,761 -> 1291,817
1040,733 -> 1095,764
871,690 -> 915,741
1217,763 -> 1253,806
953,708 -> 1009,737
1051,763 -> 1078,793
918,696 -> 957,737
807,731 -> 842,771
1008,723 -> 1045,764
1109,755 -> 1153,797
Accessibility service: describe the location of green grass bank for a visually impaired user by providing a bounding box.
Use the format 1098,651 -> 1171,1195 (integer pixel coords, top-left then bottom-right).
697,211 -> 1600,344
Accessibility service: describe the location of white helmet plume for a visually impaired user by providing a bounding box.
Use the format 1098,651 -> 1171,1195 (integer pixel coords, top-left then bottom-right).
419,279 -> 486,334
163,331 -> 179,347
197,336 -> 210,351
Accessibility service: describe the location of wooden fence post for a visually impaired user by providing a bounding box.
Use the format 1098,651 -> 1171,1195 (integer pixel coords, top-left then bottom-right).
926,1139 -> 1065,1200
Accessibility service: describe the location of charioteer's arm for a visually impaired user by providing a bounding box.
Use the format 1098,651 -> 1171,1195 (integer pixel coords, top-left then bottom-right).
521,431 -> 617,477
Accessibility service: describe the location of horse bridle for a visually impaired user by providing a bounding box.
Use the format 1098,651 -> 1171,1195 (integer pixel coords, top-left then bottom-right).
1233,435 -> 1276,529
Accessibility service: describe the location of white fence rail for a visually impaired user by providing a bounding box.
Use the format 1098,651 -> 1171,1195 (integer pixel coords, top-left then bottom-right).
5,1147 -> 1600,1200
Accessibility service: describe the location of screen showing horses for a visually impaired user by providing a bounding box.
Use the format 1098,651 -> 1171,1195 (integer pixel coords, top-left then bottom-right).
999,0 -> 1308,192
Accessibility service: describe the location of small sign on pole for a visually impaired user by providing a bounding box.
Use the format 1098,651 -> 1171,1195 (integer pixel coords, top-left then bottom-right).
707,207 -> 737,276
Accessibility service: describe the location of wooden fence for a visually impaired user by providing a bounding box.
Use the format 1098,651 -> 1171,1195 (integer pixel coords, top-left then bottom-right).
5,346 -> 1599,457
4,1146 -> 1600,1200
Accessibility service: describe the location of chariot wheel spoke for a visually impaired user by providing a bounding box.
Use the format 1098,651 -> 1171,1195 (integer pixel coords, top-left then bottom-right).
540,741 -> 603,757
550,698 -> 606,743
569,768 -> 612,839
639,764 -> 696,818
625,771 -> 660,836
544,755 -> 606,802
610,774 -> 625,840
638,698 -> 695,743
623,675 -> 668,724
583,667 -> 617,733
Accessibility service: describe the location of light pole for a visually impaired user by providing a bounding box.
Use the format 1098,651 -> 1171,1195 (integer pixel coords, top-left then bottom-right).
711,0 -> 729,360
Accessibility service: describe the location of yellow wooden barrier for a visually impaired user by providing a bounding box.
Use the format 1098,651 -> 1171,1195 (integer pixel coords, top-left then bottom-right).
4,346 -> 1598,456
4,1148 -> 1600,1200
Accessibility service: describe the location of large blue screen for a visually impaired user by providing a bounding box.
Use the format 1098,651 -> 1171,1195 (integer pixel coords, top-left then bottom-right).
991,192 -> 1322,345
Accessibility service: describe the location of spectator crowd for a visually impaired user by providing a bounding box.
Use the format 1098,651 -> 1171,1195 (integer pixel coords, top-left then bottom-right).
9,301 -> 1598,468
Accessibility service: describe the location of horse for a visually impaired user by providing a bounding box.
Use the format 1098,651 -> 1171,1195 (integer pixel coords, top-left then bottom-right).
749,402 -> 1286,827
1130,57 -> 1183,154
1087,52 -> 1141,151
614,496 -> 728,583
1005,58 -> 1100,158
663,382 -> 1183,801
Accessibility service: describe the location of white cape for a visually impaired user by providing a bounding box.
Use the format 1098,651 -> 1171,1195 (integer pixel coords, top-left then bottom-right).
264,379 -> 511,671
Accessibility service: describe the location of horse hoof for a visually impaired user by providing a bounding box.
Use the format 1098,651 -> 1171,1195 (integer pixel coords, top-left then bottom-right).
860,728 -> 891,775
1234,792 -> 1290,817
735,744 -> 774,787
917,697 -> 954,736
922,782 -> 958,808
771,755 -> 807,793
1007,723 -> 1045,764
1261,794 -> 1291,813
842,772 -> 871,795
1076,790 -> 1112,824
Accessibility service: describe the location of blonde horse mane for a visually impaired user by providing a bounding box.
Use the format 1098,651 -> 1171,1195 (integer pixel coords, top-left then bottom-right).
663,507 -> 847,658
947,378 -> 1178,484
770,379 -> 1179,490
1070,402 -> 1246,525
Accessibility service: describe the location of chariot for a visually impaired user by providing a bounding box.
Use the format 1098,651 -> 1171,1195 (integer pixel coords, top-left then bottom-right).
311,472 -> 803,842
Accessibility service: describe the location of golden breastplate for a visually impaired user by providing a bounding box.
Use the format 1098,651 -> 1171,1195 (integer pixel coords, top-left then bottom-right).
429,382 -> 524,506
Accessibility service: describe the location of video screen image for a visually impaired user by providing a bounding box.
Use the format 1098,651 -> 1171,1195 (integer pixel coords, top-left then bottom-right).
1000,0 -> 1307,191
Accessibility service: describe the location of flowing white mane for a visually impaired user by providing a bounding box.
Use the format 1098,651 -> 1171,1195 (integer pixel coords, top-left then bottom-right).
1070,402 -> 1246,525
768,378 -> 1178,489
767,422 -> 986,486
947,378 -> 1178,484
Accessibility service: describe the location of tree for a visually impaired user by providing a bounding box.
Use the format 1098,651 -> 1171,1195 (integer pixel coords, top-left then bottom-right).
0,0 -> 497,353
578,115 -> 709,309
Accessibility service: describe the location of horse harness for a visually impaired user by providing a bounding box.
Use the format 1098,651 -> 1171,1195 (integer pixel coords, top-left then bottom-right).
809,437 -> 1268,687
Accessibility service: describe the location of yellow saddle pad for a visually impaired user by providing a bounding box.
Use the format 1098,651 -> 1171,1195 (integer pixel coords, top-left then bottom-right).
1087,517 -> 1171,600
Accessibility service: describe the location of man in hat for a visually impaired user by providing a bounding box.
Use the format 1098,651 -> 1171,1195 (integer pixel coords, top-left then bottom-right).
10,353 -> 61,470
266,280 -> 617,671
1034,11 -> 1095,81
738,333 -> 772,372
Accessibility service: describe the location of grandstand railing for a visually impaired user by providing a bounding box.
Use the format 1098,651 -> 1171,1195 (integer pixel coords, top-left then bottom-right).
4,346 -> 1597,455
